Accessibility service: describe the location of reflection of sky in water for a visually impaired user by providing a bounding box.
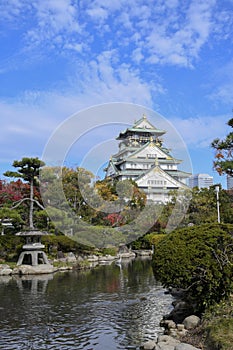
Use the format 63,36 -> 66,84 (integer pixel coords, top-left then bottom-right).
0,259 -> 173,349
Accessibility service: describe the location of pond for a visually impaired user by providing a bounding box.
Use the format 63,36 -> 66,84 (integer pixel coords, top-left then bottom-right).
0,258 -> 173,350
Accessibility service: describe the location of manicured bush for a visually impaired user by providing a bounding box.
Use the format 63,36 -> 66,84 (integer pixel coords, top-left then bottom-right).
152,223 -> 233,313
130,232 -> 166,250
0,235 -> 24,261
145,232 -> 166,246
41,234 -> 93,257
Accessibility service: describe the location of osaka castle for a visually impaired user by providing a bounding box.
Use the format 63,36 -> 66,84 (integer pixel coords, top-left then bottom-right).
104,115 -> 191,203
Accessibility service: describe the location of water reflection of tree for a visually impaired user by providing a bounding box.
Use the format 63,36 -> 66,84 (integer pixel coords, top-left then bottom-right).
0,259 -> 171,349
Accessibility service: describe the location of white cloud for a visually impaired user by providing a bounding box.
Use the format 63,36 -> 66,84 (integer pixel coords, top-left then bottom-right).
212,3 -> 233,40
86,6 -> 109,22
25,0 -> 81,48
207,59 -> 233,105
210,84 -> 233,105
0,0 -> 220,71
0,55 -> 156,166
132,47 -> 144,64
170,115 -> 229,149
85,0 -> 123,14
0,0 -> 25,22
145,0 -> 216,67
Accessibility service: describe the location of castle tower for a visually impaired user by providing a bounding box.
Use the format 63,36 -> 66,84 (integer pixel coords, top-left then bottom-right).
105,115 -> 191,203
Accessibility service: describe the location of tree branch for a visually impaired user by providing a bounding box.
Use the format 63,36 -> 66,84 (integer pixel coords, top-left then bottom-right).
11,198 -> 45,210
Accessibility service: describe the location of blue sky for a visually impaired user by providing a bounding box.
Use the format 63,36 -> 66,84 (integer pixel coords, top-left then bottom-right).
0,0 -> 233,187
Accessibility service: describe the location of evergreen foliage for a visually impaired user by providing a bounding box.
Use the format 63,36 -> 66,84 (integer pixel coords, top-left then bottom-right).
130,232 -> 166,250
41,234 -> 93,257
211,118 -> 233,177
152,223 -> 233,313
0,235 -> 24,261
4,157 -> 45,229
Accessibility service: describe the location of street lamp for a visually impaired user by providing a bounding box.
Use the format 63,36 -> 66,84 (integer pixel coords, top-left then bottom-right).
215,186 -> 220,223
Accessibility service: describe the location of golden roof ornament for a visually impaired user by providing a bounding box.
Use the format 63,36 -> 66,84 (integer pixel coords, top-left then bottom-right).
149,135 -> 155,147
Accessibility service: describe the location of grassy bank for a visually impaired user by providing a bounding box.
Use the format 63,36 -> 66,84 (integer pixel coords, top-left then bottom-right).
203,295 -> 233,350
181,295 -> 233,349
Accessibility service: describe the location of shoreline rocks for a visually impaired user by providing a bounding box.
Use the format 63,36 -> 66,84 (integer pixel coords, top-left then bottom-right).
0,264 -> 12,276
0,249 -> 138,276
141,315 -> 202,350
141,336 -> 201,350
0,263 -> 56,275
140,287 -> 202,350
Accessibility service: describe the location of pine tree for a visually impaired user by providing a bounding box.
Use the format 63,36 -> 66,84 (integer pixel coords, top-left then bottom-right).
4,157 -> 45,229
211,118 -> 233,177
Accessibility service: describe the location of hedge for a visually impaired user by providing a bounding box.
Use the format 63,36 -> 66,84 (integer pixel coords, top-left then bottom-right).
152,223 -> 233,313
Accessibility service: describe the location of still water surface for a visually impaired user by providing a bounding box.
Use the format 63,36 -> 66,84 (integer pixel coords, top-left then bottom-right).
0,258 -> 173,350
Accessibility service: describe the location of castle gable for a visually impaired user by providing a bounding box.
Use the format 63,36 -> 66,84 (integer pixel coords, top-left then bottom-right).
105,161 -> 118,177
136,166 -> 187,189
130,142 -> 172,160
134,116 -> 155,130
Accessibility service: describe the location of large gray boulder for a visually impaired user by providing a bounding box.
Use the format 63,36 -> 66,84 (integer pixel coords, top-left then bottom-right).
142,339 -> 157,349
0,264 -> 12,276
156,335 -> 180,349
155,344 -> 175,350
175,343 -> 201,350
66,252 -> 77,263
166,301 -> 194,324
183,315 -> 200,330
12,264 -> 54,275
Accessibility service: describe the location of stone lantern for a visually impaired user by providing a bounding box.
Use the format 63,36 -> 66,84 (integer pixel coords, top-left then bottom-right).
16,230 -> 53,273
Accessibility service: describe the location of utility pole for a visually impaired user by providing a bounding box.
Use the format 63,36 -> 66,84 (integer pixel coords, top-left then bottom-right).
215,186 -> 220,223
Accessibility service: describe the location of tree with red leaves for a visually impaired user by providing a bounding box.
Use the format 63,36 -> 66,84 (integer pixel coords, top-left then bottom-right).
211,118 -> 233,177
103,213 -> 125,227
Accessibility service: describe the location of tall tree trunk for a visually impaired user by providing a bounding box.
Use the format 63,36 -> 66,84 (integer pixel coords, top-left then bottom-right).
29,178 -> 34,229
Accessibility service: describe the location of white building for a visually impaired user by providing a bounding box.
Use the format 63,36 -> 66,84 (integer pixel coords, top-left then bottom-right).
104,115 -> 191,203
188,173 -> 213,189
227,174 -> 233,189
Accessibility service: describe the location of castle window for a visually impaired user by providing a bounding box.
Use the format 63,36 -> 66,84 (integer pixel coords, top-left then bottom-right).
147,154 -> 156,159
147,180 -> 166,186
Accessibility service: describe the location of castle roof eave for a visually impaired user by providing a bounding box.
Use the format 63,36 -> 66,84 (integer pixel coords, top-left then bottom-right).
113,156 -> 182,166
166,169 -> 192,177
104,159 -> 119,176
115,140 -> 175,161
136,164 -> 190,189
116,127 -> 165,139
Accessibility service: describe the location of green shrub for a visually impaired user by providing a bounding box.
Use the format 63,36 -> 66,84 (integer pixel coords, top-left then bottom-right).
41,235 -> 93,257
0,234 -> 94,262
0,235 -> 24,262
152,223 -> 233,313
145,232 -> 166,246
101,247 -> 118,256
130,232 -> 166,250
